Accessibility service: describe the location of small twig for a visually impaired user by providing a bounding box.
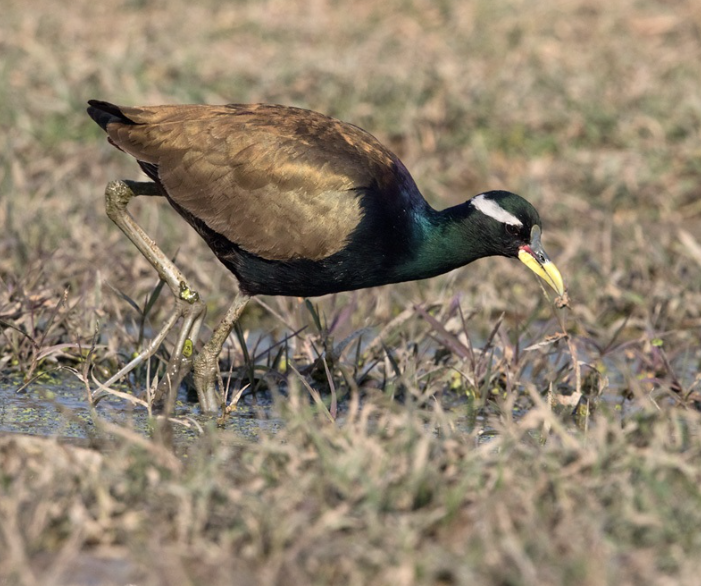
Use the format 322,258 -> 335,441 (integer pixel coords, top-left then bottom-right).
289,364 -> 335,424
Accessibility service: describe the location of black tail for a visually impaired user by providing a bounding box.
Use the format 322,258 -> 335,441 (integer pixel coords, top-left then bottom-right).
86,100 -> 135,131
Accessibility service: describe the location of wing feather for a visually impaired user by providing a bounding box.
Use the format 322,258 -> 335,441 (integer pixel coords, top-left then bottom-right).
102,104 -> 398,260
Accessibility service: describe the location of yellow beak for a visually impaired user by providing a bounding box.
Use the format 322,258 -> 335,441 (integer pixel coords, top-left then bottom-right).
517,225 -> 565,296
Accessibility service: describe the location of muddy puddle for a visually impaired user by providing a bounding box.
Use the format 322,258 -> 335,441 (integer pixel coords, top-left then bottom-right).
0,348 -> 659,445
0,369 -> 495,445
0,372 -> 285,443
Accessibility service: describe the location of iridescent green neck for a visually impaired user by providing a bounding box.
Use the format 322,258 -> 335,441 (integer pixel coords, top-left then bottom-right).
392,203 -> 488,282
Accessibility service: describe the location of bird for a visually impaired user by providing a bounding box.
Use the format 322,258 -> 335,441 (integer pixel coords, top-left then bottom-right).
87,100 -> 565,413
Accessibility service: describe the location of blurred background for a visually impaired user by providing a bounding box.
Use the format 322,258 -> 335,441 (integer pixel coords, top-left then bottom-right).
3,2 -> 701,583
1,0 -> 700,397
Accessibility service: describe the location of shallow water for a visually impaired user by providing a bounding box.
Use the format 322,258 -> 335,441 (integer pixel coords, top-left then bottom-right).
1,341 -> 691,444
0,373 -> 284,443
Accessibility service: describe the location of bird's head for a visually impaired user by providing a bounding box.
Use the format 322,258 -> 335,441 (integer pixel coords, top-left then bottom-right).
469,191 -> 565,296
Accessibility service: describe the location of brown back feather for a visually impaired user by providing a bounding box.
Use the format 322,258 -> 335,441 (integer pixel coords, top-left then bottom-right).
103,104 -> 399,261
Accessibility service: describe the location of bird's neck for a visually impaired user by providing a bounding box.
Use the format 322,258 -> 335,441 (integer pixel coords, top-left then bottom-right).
394,202 -> 488,281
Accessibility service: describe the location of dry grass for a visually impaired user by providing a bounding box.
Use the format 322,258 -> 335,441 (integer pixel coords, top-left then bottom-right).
3,396 -> 701,585
2,0 -> 701,583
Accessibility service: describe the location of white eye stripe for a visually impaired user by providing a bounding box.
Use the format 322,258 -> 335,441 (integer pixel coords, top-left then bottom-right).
470,194 -> 523,227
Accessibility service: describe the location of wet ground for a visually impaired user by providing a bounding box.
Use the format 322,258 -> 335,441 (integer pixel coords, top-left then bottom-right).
0,367 -> 502,447
0,372 -> 285,443
0,348 -> 661,445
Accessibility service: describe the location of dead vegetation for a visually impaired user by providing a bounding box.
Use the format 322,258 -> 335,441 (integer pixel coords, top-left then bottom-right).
3,396 -> 701,585
2,0 -> 701,583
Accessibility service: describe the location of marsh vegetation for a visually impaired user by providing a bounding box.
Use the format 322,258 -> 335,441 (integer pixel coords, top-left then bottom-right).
2,0 -> 701,583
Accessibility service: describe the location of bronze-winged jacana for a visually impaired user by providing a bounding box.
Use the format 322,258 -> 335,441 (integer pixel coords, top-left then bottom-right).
87,100 -> 565,413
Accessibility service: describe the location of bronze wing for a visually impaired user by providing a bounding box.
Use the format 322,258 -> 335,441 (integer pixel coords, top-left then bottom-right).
99,103 -> 398,261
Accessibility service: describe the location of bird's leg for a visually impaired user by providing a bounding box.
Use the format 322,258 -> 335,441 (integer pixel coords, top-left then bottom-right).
152,285 -> 207,411
193,292 -> 250,413
102,179 -> 207,412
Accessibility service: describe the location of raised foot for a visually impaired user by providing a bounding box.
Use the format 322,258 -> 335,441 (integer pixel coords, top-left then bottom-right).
99,179 -> 207,414
99,179 -> 250,416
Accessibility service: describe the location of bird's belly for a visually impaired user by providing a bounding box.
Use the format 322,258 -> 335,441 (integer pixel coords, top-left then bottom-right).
222,252 -> 391,297
171,195 -> 415,297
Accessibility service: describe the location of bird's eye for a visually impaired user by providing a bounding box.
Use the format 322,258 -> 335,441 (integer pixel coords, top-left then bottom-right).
505,224 -> 520,237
